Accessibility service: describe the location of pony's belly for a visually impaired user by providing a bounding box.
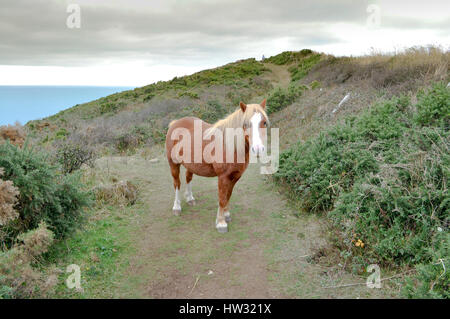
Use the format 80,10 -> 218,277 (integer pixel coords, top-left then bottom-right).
182,163 -> 217,177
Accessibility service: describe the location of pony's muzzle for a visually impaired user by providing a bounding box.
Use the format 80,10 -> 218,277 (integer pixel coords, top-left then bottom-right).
251,144 -> 265,157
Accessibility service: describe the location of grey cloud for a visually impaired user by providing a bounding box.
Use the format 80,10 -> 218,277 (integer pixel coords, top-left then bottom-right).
0,0 -> 447,66
382,16 -> 450,31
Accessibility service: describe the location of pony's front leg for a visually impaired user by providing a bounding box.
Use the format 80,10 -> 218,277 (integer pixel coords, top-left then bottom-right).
224,204 -> 231,223
170,163 -> 182,216
184,170 -> 195,206
216,176 -> 232,233
224,176 -> 239,223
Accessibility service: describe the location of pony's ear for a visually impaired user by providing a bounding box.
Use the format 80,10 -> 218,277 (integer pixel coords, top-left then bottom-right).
260,99 -> 266,109
239,101 -> 247,112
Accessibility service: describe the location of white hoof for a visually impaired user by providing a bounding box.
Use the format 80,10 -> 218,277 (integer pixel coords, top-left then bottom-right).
187,200 -> 196,206
173,209 -> 181,216
224,212 -> 231,223
216,221 -> 228,233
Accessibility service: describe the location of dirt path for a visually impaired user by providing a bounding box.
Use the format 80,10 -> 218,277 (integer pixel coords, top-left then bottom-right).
263,63 -> 292,89
93,153 -> 397,299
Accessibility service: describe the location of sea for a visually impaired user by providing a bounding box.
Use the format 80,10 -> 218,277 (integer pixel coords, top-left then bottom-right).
0,86 -> 134,126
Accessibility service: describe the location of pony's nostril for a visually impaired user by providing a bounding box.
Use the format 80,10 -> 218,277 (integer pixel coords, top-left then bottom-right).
261,146 -> 265,153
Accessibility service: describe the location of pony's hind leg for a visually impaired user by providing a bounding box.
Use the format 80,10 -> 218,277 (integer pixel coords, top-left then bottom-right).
185,170 -> 196,206
170,162 -> 182,216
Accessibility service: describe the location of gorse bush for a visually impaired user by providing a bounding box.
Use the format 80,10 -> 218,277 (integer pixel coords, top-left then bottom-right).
414,83 -> 450,127
0,142 -> 90,245
179,91 -> 200,99
403,232 -> 449,298
99,102 -> 126,115
265,49 -> 313,65
55,128 -> 69,140
194,99 -> 228,123
289,53 -> 322,82
274,83 -> 449,297
1,162 -> 62,298
139,58 -> 267,93
267,84 -> 307,114
310,80 -> 321,89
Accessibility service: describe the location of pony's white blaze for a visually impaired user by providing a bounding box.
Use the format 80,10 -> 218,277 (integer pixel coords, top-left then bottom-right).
250,112 -> 265,155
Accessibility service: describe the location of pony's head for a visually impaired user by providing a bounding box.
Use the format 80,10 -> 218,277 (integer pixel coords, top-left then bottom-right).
206,99 -> 269,157
239,99 -> 269,157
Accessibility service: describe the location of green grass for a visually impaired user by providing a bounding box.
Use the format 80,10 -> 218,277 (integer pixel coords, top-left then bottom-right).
44,205 -> 140,298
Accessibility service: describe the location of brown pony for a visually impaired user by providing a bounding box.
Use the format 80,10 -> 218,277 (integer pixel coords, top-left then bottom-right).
165,100 -> 269,233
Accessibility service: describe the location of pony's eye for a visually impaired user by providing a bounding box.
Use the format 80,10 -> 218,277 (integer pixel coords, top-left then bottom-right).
263,121 -> 267,127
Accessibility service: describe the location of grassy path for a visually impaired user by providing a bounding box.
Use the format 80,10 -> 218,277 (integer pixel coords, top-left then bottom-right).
263,63 -> 292,89
50,151 -> 400,298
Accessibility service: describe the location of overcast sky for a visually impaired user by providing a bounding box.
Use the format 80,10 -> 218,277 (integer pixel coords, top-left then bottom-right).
0,0 -> 449,86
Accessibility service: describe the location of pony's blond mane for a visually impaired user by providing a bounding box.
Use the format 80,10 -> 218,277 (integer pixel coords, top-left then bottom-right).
207,104 -> 268,132
204,104 -> 269,150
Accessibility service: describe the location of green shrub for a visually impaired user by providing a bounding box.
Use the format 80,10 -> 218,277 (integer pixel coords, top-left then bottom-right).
55,128 -> 68,139
133,124 -> 166,145
0,142 -> 90,245
310,80 -> 321,89
414,83 -> 449,127
150,128 -> 167,144
179,91 -> 199,99
56,143 -> 96,174
115,133 -> 139,153
195,100 -> 228,123
99,102 -> 126,114
290,53 -> 322,81
273,83 -> 449,293
265,49 -> 313,65
403,232 -> 449,299
267,84 -> 306,114
143,93 -> 155,102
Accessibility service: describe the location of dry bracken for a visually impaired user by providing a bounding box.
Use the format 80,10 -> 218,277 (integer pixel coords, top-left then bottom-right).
0,167 -> 20,226
0,123 -> 26,147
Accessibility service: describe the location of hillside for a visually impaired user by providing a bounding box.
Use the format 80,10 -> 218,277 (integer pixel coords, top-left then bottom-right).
25,47 -> 449,155
26,58 -> 274,153
1,46 -> 449,299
